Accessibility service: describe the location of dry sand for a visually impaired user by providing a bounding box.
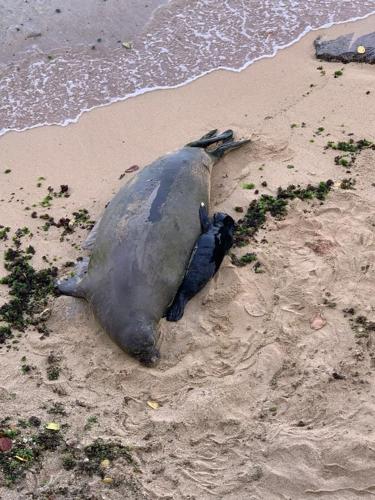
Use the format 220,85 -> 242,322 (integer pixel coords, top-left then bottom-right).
1,14 -> 375,500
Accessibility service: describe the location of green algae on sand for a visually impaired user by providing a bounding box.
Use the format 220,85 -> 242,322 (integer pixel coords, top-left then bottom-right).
232,180 -> 334,266
0,229 -> 58,342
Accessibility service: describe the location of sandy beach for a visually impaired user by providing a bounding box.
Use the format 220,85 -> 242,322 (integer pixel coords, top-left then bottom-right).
1,13 -> 375,500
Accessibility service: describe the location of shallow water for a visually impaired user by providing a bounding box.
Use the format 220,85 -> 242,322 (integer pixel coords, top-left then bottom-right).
1,0 -> 375,135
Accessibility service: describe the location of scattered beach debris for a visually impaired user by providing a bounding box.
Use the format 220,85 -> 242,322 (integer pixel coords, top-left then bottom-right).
122,41 -> 133,49
230,252 -> 257,267
347,314 -> 375,339
119,165 -> 139,179
84,415 -> 99,431
0,418 -> 135,486
38,185 -> 70,208
32,207 -> 95,239
46,352 -> 61,381
315,32 -> 375,64
310,313 -> 326,330
0,226 -> 10,240
25,32 -> 42,39
0,438 -> 13,453
147,400 -> 160,410
233,180 -> 333,248
231,180 -> 334,268
125,165 -> 139,173
340,178 -> 356,190
326,138 -> 374,169
242,183 -> 255,190
45,422 -> 60,431
0,229 -> 58,344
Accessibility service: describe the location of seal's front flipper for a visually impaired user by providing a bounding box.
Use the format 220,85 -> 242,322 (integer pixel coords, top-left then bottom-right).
166,294 -> 188,322
82,217 -> 101,251
199,203 -> 210,233
56,257 -> 89,299
186,129 -> 234,148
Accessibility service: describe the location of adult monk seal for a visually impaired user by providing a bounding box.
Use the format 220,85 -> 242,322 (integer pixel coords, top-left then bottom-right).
57,130 -> 249,365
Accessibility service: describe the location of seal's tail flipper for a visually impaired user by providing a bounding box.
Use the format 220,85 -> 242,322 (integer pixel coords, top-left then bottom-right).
165,294 -> 188,322
56,257 -> 89,299
209,138 -> 251,159
186,129 -> 234,148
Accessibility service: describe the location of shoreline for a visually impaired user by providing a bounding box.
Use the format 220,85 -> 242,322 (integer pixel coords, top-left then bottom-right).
1,14 -> 375,500
1,7 -> 374,137
1,9 -> 374,138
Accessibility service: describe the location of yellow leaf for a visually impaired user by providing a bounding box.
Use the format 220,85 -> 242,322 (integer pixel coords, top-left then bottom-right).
357,45 -> 366,54
45,422 -> 60,431
100,459 -> 110,469
102,477 -> 113,484
15,455 -> 27,462
122,41 -> 133,49
147,400 -> 159,410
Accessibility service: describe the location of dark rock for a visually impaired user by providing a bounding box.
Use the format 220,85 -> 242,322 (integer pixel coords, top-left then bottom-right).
315,32 -> 375,64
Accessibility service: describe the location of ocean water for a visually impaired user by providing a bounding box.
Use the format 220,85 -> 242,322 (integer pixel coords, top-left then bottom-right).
1,0 -> 375,136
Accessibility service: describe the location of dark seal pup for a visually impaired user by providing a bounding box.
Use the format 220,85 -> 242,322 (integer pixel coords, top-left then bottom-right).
57,130 -> 249,365
166,203 -> 235,322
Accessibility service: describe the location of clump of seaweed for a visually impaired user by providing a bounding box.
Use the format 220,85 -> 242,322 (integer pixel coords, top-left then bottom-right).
0,326 -> 12,344
0,419 -> 135,486
0,421 -> 62,485
0,226 -> 10,241
232,180 -> 334,266
46,352 -> 62,381
234,181 -> 333,248
348,314 -> 375,339
46,365 -> 61,381
72,209 -> 94,228
326,138 -> 374,170
0,229 -> 58,341
340,178 -> 356,190
39,185 -> 71,208
76,439 -> 134,477
231,252 -> 257,267
31,207 -> 95,241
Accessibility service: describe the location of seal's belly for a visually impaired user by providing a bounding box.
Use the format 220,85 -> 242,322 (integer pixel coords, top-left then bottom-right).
88,149 -> 211,330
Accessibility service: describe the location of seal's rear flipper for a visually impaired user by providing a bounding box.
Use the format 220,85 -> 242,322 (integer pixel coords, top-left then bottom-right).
199,129 -> 218,139
186,129 -> 234,148
209,139 -> 251,159
56,257 -> 89,298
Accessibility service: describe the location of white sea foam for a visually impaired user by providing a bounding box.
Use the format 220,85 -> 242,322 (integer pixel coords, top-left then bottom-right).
1,1 -> 374,137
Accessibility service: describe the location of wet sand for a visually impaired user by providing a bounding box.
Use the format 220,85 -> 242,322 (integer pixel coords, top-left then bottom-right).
1,14 -> 375,500
0,0 -> 168,65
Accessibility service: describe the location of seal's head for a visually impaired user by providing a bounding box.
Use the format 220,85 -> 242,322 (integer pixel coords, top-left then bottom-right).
136,343 -> 160,366
119,318 -> 160,366
213,212 -> 235,231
